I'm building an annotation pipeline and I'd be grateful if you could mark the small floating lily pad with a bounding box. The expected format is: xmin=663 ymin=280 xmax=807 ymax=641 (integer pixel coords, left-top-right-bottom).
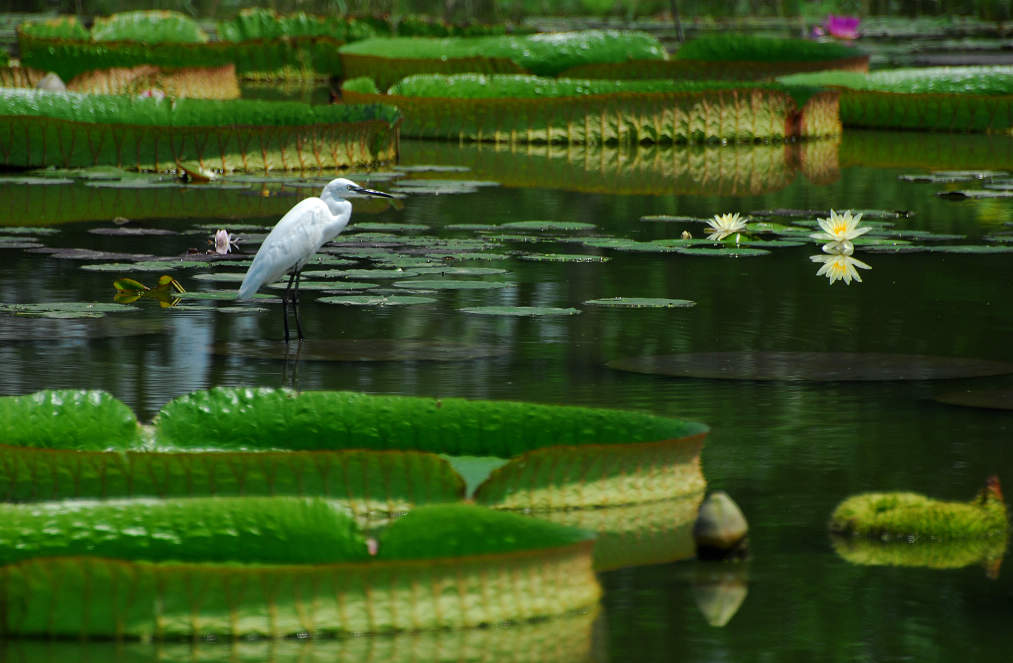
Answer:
xmin=582 ymin=238 xmax=680 ymax=253
xmin=0 ymin=177 xmax=75 ymax=186
xmin=267 ymin=281 xmax=378 ymax=291
xmin=934 ymin=388 xmax=1013 ymax=411
xmin=29 ymin=248 xmax=156 ymax=261
xmin=176 ymin=290 xmax=272 ymax=301
xmin=518 ymin=254 xmax=610 ymax=263
xmin=87 ymin=227 xmax=179 ymax=237
xmin=423 ymin=253 xmax=512 ymax=262
xmin=393 ymin=279 xmax=511 ymax=290
xmin=499 ymin=221 xmax=596 ymax=232
xmin=0 ymin=239 xmax=44 ymax=249
xmin=211 ymin=339 xmax=508 ymax=361
xmin=410 ymin=266 xmax=508 ymax=276
xmin=674 ymin=247 xmax=771 ymax=257
xmin=318 ymin=295 xmax=437 ymax=306
xmin=446 ymin=224 xmax=499 ymax=231
xmin=930 ymin=244 xmax=1013 ymax=254
xmin=607 ymin=352 xmax=1013 ymax=381
xmin=585 ymin=298 xmax=696 ymax=309
xmin=395 ymin=165 xmax=470 ymax=173
xmin=352 ymin=223 xmax=429 ymax=232
xmin=301 ymin=268 xmax=420 ymax=279
xmin=85 ymin=180 xmax=182 ymax=189
xmin=459 ymin=306 xmax=581 ymax=317
xmin=640 ymin=215 xmax=706 ymax=223
xmin=0 ymin=301 xmax=138 ymax=319
xmin=82 ymin=260 xmax=211 ymax=272
xmin=0 ymin=227 xmax=59 ymax=235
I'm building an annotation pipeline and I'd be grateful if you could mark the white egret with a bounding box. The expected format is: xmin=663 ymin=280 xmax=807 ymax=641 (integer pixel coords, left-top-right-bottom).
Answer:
xmin=237 ymin=177 xmax=393 ymax=341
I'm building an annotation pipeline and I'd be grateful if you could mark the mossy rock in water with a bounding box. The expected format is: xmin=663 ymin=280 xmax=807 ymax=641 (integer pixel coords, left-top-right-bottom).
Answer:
xmin=0 ymin=499 xmax=599 ymax=639
xmin=829 ymin=478 xmax=1008 ymax=541
xmin=0 ymin=387 xmax=707 ymax=515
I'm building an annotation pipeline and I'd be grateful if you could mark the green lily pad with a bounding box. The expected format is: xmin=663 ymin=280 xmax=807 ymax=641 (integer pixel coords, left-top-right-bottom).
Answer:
xmin=301 ymin=268 xmax=420 ymax=279
xmin=423 ymin=253 xmax=512 ymax=262
xmin=88 ymin=227 xmax=179 ymax=237
xmin=640 ymin=215 xmax=707 ymax=223
xmin=0 ymin=302 xmax=138 ymax=319
xmin=0 ymin=239 xmax=44 ymax=249
xmin=189 ymin=272 xmax=247 ymax=282
xmin=751 ymin=209 xmax=913 ymax=220
xmin=930 ymin=245 xmax=1013 ymax=254
xmin=446 ymin=224 xmax=499 ymax=231
xmin=395 ymin=165 xmax=470 ymax=173
xmin=607 ymin=352 xmax=1013 ymax=381
xmin=267 ymin=281 xmax=379 ymax=291
xmin=176 ymin=290 xmax=272 ymax=301
xmin=0 ymin=227 xmax=59 ymax=235
xmin=32 ymin=248 xmax=156 ymax=261
xmin=410 ymin=266 xmax=508 ymax=276
xmin=211 ymin=339 xmax=508 ymax=362
xmin=85 ymin=180 xmax=183 ymax=190
xmin=518 ymin=253 xmax=610 ymax=263
xmin=984 ymin=233 xmax=1013 ymax=243
xmin=499 ymin=221 xmax=596 ymax=232
xmin=937 ymin=190 xmax=1013 ymax=200
xmin=351 ymin=223 xmax=430 ymax=232
xmin=582 ymin=238 xmax=681 ymax=253
xmin=390 ymin=183 xmax=481 ymax=196
xmin=318 ymin=295 xmax=438 ymax=306
xmin=673 ymin=247 xmax=772 ymax=257
xmin=459 ymin=306 xmax=581 ymax=317
xmin=81 ymin=260 xmax=211 ymax=272
xmin=584 ymin=298 xmax=696 ymax=309
xmin=934 ymin=387 xmax=1013 ymax=411
xmin=0 ymin=177 xmax=75 ymax=186
xmin=392 ymin=279 xmax=511 ymax=290
xmin=480 ymin=234 xmax=548 ymax=243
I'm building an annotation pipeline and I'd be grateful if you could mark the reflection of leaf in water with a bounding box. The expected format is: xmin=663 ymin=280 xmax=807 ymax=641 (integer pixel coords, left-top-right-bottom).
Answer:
xmin=607 ymin=352 xmax=1013 ymax=381
xmin=934 ymin=387 xmax=1013 ymax=411
xmin=211 ymin=339 xmax=508 ymax=362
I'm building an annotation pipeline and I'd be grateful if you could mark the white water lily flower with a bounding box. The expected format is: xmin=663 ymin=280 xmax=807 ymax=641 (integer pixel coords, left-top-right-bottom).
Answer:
xmin=214 ymin=229 xmax=240 ymax=255
xmin=706 ymin=212 xmax=748 ymax=244
xmin=810 ymin=252 xmax=871 ymax=285
xmin=811 ymin=209 xmax=870 ymax=255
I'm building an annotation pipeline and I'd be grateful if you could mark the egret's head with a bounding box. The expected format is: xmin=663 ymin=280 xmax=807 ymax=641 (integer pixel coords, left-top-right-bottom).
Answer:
xmin=322 ymin=177 xmax=393 ymax=200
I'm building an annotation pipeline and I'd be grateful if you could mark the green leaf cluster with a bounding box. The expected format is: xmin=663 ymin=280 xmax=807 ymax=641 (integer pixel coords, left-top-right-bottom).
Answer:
xmin=378 ymin=504 xmax=591 ymax=560
xmin=0 ymin=497 xmax=369 ymax=565
xmin=343 ymin=76 xmax=381 ymax=95
xmin=218 ymin=8 xmax=377 ymax=42
xmin=16 ymin=15 xmax=89 ymax=40
xmin=90 ymin=10 xmax=208 ymax=44
xmin=0 ymin=89 xmax=400 ymax=128
xmin=340 ymin=30 xmax=667 ymax=77
xmin=830 ymin=488 xmax=1008 ymax=540
xmin=677 ymin=33 xmax=861 ymax=63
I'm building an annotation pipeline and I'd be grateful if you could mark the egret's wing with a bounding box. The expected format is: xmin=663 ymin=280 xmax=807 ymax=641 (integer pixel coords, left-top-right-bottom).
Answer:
xmin=237 ymin=198 xmax=326 ymax=300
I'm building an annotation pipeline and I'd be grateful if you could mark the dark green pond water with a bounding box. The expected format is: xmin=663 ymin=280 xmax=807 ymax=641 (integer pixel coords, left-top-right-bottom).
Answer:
xmin=1 ymin=130 xmax=1011 ymax=661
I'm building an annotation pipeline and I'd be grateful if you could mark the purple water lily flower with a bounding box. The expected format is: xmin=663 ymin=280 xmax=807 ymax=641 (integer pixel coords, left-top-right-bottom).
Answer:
xmin=824 ymin=14 xmax=860 ymax=40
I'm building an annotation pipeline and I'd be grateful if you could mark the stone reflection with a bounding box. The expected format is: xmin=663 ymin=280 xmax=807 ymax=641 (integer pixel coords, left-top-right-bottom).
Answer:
xmin=691 ymin=564 xmax=749 ymax=627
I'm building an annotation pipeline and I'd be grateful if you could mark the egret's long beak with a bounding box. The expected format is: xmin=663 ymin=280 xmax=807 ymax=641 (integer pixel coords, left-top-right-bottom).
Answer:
xmin=350 ymin=184 xmax=394 ymax=198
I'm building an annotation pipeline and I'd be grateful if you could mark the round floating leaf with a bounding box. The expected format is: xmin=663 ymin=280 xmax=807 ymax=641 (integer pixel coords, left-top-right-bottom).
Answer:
xmin=352 ymin=223 xmax=430 ymax=232
xmin=190 ymin=272 xmax=248 ymax=282
xmin=0 ymin=389 xmax=139 ymax=449
xmin=499 ymin=221 xmax=596 ymax=232
xmin=0 ymin=239 xmax=44 ymax=249
xmin=607 ymin=352 xmax=1013 ymax=381
xmin=0 ymin=302 xmax=138 ymax=318
xmin=582 ymin=238 xmax=680 ymax=253
xmin=459 ymin=306 xmax=581 ymax=316
xmin=934 ymin=388 xmax=1013 ymax=411
xmin=983 ymin=233 xmax=1013 ymax=244
xmin=191 ymin=223 xmax=268 ymax=232
xmin=0 ymin=227 xmax=59 ymax=235
xmin=446 ymin=224 xmax=499 ymax=231
xmin=85 ymin=180 xmax=183 ymax=189
xmin=481 ymin=234 xmax=548 ymax=244
xmin=31 ymin=248 xmax=156 ymax=261
xmin=81 ymin=260 xmax=211 ymax=272
xmin=88 ymin=227 xmax=179 ymax=237
xmin=268 ymin=281 xmax=378 ymax=291
xmin=585 ymin=298 xmax=696 ymax=309
xmin=410 ymin=266 xmax=508 ymax=276
xmin=210 ymin=340 xmax=508 ymax=363
xmin=0 ymin=177 xmax=74 ymax=186
xmin=673 ymin=247 xmax=771 ymax=257
xmin=518 ymin=253 xmax=610 ymax=263
xmin=393 ymin=279 xmax=511 ymax=290
xmin=395 ymin=164 xmax=470 ymax=173
xmin=930 ymin=245 xmax=1013 ymax=254
xmin=640 ymin=215 xmax=706 ymax=223
xmin=318 ymin=295 xmax=437 ymax=306
xmin=423 ymin=253 xmax=512 ymax=262
xmin=390 ymin=183 xmax=480 ymax=196
xmin=301 ymin=268 xmax=419 ymax=279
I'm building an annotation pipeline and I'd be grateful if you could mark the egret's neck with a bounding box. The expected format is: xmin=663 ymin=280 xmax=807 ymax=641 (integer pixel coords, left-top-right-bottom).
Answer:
xmin=321 ymin=190 xmax=350 ymax=217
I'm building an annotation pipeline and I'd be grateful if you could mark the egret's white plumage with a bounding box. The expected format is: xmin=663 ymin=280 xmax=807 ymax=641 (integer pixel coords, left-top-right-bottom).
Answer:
xmin=237 ymin=177 xmax=392 ymax=340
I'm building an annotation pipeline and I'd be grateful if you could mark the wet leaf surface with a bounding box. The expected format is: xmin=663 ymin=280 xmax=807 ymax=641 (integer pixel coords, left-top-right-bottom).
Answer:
xmin=318 ymin=295 xmax=438 ymax=306
xmin=607 ymin=352 xmax=1013 ymax=381
xmin=518 ymin=253 xmax=610 ymax=263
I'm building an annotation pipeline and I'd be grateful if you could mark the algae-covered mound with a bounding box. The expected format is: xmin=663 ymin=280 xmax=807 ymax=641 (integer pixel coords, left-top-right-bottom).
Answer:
xmin=829 ymin=477 xmax=1008 ymax=541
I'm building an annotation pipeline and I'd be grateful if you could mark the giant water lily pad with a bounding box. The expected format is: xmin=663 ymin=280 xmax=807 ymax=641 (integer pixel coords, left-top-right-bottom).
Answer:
xmin=607 ymin=352 xmax=1013 ymax=381
xmin=585 ymin=298 xmax=696 ymax=309
xmin=460 ymin=306 xmax=581 ymax=317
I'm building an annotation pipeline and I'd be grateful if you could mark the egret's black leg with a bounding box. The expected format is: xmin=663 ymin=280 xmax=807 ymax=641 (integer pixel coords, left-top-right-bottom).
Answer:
xmin=282 ymin=271 xmax=298 ymax=342
xmin=293 ymin=270 xmax=304 ymax=340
